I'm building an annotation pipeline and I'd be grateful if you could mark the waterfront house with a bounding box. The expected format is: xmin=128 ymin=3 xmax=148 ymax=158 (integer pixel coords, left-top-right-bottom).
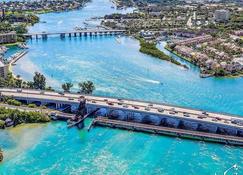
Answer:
xmin=232 ymin=57 xmax=243 ymax=71
xmin=173 ymin=35 xmax=213 ymax=46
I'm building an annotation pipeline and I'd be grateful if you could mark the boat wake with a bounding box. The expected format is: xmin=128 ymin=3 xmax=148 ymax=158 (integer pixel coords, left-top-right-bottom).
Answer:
xmin=136 ymin=77 xmax=162 ymax=85
xmin=57 ymin=20 xmax=63 ymax=25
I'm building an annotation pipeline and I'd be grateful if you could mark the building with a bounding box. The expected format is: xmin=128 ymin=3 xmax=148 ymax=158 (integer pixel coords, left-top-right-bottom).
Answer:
xmin=173 ymin=35 xmax=213 ymax=46
xmin=139 ymin=30 xmax=155 ymax=40
xmin=0 ymin=60 xmax=8 ymax=78
xmin=0 ymin=32 xmax=17 ymax=44
xmin=0 ymin=9 xmax=5 ymax=20
xmin=214 ymin=9 xmax=230 ymax=22
xmin=233 ymin=30 xmax=243 ymax=37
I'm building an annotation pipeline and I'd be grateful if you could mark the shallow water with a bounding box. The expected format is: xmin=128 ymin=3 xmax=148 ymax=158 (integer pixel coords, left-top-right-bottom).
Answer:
xmin=1 ymin=0 xmax=243 ymax=174
xmin=0 ymin=121 xmax=242 ymax=175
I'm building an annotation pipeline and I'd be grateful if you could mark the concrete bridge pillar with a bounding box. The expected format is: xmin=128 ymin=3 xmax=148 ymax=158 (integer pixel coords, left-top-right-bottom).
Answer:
xmin=89 ymin=32 xmax=92 ymax=36
xmin=74 ymin=33 xmax=77 ymax=37
xmin=69 ymin=33 xmax=72 ymax=37
xmin=79 ymin=33 xmax=82 ymax=37
xmin=42 ymin=34 xmax=48 ymax=40
xmin=84 ymin=32 xmax=87 ymax=37
xmin=60 ymin=33 xmax=65 ymax=38
xmin=36 ymin=35 xmax=38 ymax=40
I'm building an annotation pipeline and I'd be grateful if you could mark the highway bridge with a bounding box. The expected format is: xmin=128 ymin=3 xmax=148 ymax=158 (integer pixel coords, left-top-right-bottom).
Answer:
xmin=0 ymin=88 xmax=243 ymax=145
xmin=21 ymin=29 xmax=126 ymax=39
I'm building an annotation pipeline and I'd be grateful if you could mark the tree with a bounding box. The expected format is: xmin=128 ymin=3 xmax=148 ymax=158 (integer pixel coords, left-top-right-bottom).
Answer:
xmin=62 ymin=82 xmax=73 ymax=92
xmin=33 ymin=72 xmax=46 ymax=90
xmin=78 ymin=81 xmax=95 ymax=94
xmin=15 ymin=79 xmax=22 ymax=88
xmin=27 ymin=81 xmax=34 ymax=89
xmin=0 ymin=77 xmax=6 ymax=87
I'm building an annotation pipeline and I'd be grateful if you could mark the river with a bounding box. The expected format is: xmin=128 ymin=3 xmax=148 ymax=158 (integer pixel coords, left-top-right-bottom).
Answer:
xmin=0 ymin=0 xmax=243 ymax=174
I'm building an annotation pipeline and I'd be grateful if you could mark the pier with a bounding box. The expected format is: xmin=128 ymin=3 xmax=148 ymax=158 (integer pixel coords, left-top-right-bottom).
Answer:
xmin=93 ymin=117 xmax=243 ymax=146
xmin=21 ymin=29 xmax=126 ymax=40
xmin=8 ymin=51 xmax=28 ymax=65
xmin=0 ymin=88 xmax=242 ymax=145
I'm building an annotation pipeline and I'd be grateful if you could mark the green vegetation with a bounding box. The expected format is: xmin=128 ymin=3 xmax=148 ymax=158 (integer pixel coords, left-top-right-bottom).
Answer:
xmin=214 ymin=68 xmax=228 ymax=77
xmin=138 ymin=38 xmax=186 ymax=67
xmin=0 ymin=13 xmax=39 ymax=42
xmin=0 ymin=120 xmax=4 ymax=129
xmin=78 ymin=81 xmax=95 ymax=94
xmin=27 ymin=104 xmax=37 ymax=108
xmin=6 ymin=99 xmax=21 ymax=106
xmin=0 ymin=72 xmax=49 ymax=90
xmin=62 ymin=82 xmax=73 ymax=92
xmin=32 ymin=72 xmax=46 ymax=90
xmin=0 ymin=107 xmax=50 ymax=128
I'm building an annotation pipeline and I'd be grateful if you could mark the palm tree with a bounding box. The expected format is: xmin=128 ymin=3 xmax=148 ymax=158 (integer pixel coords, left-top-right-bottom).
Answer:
xmin=33 ymin=72 xmax=46 ymax=90
xmin=78 ymin=81 xmax=95 ymax=94
xmin=61 ymin=82 xmax=73 ymax=92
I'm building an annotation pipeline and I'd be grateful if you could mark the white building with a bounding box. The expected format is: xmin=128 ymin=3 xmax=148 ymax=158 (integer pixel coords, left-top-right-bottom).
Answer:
xmin=214 ymin=9 xmax=230 ymax=22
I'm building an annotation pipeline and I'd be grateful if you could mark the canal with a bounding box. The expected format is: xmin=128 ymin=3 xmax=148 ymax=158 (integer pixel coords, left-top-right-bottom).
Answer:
xmin=0 ymin=0 xmax=243 ymax=174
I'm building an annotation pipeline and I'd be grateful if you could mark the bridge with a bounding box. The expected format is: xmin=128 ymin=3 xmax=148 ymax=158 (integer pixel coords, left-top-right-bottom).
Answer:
xmin=0 ymin=88 xmax=243 ymax=145
xmin=21 ymin=29 xmax=126 ymax=39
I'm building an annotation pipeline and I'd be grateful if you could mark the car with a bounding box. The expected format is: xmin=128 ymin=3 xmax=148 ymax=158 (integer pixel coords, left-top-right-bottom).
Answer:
xmin=17 ymin=89 xmax=22 ymax=92
xmin=107 ymin=102 xmax=114 ymax=105
xmin=158 ymin=108 xmax=164 ymax=113
xmin=68 ymin=98 xmax=74 ymax=100
xmin=133 ymin=105 xmax=139 ymax=109
xmin=183 ymin=113 xmax=190 ymax=117
xmin=40 ymin=91 xmax=45 ymax=95
xmin=144 ymin=107 xmax=150 ymax=111
xmin=58 ymin=92 xmax=65 ymax=95
xmin=202 ymin=111 xmax=209 ymax=116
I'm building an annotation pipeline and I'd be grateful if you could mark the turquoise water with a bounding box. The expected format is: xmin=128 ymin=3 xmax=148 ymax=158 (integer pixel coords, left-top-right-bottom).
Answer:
xmin=1 ymin=0 xmax=243 ymax=174
xmin=0 ymin=121 xmax=242 ymax=175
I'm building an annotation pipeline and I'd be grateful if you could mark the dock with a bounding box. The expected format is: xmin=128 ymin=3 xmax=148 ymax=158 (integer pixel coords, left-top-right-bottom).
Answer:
xmin=93 ymin=117 xmax=243 ymax=146
xmin=8 ymin=50 xmax=28 ymax=65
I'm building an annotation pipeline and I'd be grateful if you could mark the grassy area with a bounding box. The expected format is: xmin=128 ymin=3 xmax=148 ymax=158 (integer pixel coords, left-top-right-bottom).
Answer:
xmin=0 ymin=107 xmax=50 ymax=129
xmin=0 ymin=42 xmax=23 ymax=47
xmin=137 ymin=38 xmax=187 ymax=68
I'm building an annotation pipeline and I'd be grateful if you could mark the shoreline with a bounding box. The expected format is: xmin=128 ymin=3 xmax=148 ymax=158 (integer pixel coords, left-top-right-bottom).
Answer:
xmin=164 ymin=45 xmax=243 ymax=79
xmin=136 ymin=37 xmax=188 ymax=69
